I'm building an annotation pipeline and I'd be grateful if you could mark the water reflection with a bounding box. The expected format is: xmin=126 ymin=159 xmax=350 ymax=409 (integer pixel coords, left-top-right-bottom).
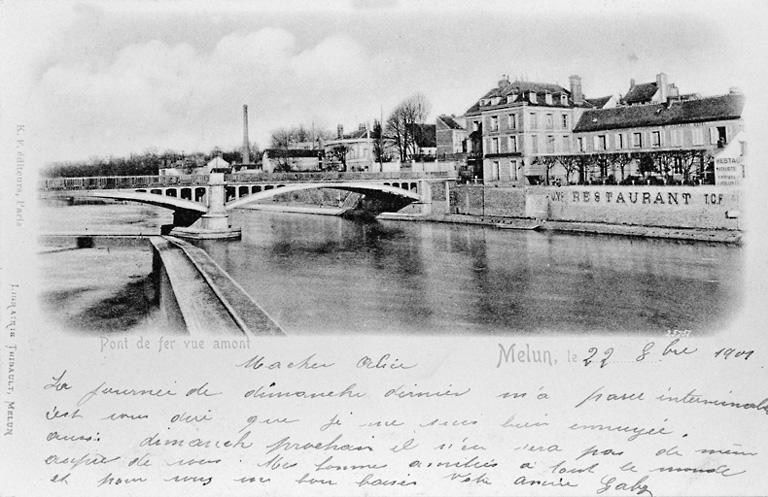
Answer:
xmin=195 ymin=210 xmax=742 ymax=335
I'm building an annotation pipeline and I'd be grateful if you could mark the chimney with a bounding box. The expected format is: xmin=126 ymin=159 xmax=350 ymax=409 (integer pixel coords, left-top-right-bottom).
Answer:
xmin=630 ymin=78 xmax=635 ymax=88
xmin=656 ymin=72 xmax=669 ymax=102
xmin=569 ymin=75 xmax=583 ymax=105
xmin=337 ymin=124 xmax=344 ymax=139
xmin=242 ymin=105 xmax=250 ymax=164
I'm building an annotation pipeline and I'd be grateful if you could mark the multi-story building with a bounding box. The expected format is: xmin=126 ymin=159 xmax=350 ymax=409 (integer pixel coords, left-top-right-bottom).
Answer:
xmin=463 ymin=74 xmax=611 ymax=186
xmin=572 ymin=85 xmax=745 ymax=184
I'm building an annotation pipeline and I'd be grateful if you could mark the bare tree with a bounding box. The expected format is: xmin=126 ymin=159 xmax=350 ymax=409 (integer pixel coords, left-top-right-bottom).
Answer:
xmin=330 ymin=144 xmax=349 ymax=171
xmin=611 ymin=153 xmax=633 ymax=182
xmin=386 ymin=93 xmax=431 ymax=162
xmin=537 ymin=156 xmax=560 ymax=185
xmin=557 ymin=155 xmax=581 ymax=184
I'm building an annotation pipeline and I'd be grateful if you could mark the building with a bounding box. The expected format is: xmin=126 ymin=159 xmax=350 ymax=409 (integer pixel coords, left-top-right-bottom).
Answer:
xmin=436 ymin=115 xmax=467 ymax=157
xmin=571 ymin=88 xmax=745 ymax=184
xmin=322 ymin=124 xmax=376 ymax=172
xmin=196 ymin=156 xmax=231 ymax=175
xmin=621 ymin=72 xmax=687 ymax=106
xmin=463 ymin=74 xmax=607 ymax=186
xmin=261 ymin=148 xmax=323 ymax=173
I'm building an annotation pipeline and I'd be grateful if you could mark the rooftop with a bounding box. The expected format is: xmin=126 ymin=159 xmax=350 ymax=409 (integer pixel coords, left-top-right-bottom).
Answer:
xmin=585 ymin=96 xmax=612 ymax=109
xmin=437 ymin=115 xmax=465 ymax=130
xmin=573 ymin=93 xmax=745 ymax=133
xmin=623 ymin=82 xmax=658 ymax=105
xmin=264 ymin=148 xmax=323 ymax=158
xmin=465 ymin=79 xmax=588 ymax=115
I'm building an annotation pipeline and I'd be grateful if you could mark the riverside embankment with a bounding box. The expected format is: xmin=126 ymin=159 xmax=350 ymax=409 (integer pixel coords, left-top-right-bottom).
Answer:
xmin=265 ymin=183 xmax=744 ymax=244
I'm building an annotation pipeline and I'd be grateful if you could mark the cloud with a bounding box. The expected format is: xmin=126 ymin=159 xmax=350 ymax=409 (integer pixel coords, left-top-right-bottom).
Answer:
xmin=33 ymin=27 xmax=394 ymax=162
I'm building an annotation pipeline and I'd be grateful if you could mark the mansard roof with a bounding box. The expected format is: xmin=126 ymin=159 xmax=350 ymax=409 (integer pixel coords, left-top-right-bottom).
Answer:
xmin=465 ymin=80 xmax=579 ymax=115
xmin=573 ymin=94 xmax=745 ymax=133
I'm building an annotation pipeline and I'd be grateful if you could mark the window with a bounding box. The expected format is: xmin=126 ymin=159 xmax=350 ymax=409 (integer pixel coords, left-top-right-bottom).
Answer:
xmin=492 ymin=161 xmax=500 ymax=181
xmin=596 ymin=135 xmax=607 ymax=151
xmin=692 ymin=127 xmax=704 ymax=145
xmin=562 ymin=135 xmax=570 ymax=153
xmin=529 ymin=113 xmax=538 ymax=129
xmin=545 ymin=93 xmax=553 ymax=105
xmin=711 ymin=126 xmax=727 ymax=146
xmin=577 ymin=137 xmax=585 ymax=152
xmin=508 ymin=136 xmax=517 ymax=152
xmin=491 ymin=137 xmax=499 ymax=153
xmin=490 ymin=115 xmax=499 ymax=131
xmin=508 ymin=113 xmax=517 ymax=129
xmin=545 ymin=113 xmax=554 ymax=129
xmin=632 ymin=132 xmax=642 ymax=148
xmin=561 ymin=114 xmax=569 ymax=129
xmin=529 ymin=91 xmax=538 ymax=104
xmin=531 ymin=135 xmax=539 ymax=154
xmin=615 ymin=133 xmax=624 ymax=149
xmin=547 ymin=135 xmax=555 ymax=153
xmin=511 ymin=160 xmax=518 ymax=180
xmin=560 ymin=94 xmax=568 ymax=105
xmin=652 ymin=131 xmax=661 ymax=147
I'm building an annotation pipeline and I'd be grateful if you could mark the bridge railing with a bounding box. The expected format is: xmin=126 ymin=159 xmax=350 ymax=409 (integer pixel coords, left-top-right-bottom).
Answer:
xmin=41 ymin=175 xmax=211 ymax=191
xmin=40 ymin=170 xmax=456 ymax=191
xmin=226 ymin=171 xmax=455 ymax=183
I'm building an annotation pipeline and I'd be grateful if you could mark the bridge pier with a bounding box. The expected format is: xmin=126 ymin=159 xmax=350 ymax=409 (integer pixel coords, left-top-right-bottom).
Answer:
xmin=170 ymin=173 xmax=241 ymax=240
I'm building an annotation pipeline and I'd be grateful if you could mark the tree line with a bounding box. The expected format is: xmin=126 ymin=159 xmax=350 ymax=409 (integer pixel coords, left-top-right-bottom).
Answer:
xmin=43 ymin=146 xmax=260 ymax=178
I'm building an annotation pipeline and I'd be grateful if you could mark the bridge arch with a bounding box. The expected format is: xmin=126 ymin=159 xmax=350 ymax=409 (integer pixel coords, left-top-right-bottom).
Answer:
xmin=55 ymin=190 xmax=208 ymax=227
xmin=224 ymin=182 xmax=422 ymax=211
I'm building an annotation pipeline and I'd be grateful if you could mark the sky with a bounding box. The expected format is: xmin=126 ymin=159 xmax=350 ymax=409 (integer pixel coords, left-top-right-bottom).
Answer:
xmin=2 ymin=0 xmax=761 ymax=164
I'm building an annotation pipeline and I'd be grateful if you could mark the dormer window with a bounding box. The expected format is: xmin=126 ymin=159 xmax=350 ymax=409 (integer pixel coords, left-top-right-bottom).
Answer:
xmin=506 ymin=94 xmax=518 ymax=104
xmin=491 ymin=97 xmax=501 ymax=105
xmin=560 ymin=94 xmax=568 ymax=105
xmin=545 ymin=92 xmax=553 ymax=105
xmin=529 ymin=91 xmax=538 ymax=104
xmin=480 ymin=98 xmax=490 ymax=106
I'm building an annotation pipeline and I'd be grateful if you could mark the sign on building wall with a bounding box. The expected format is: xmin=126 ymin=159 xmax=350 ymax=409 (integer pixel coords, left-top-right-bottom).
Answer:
xmin=714 ymin=131 xmax=746 ymax=186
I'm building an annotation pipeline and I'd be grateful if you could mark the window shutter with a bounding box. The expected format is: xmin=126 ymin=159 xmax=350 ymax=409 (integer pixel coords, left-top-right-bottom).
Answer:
xmin=710 ymin=127 xmax=719 ymax=144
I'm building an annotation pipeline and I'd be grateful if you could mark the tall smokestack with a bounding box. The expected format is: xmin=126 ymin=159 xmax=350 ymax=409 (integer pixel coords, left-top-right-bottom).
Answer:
xmin=242 ymin=104 xmax=250 ymax=165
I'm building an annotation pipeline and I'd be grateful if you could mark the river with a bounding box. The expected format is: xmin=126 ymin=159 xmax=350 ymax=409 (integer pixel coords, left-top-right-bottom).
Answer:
xmin=39 ymin=202 xmax=743 ymax=335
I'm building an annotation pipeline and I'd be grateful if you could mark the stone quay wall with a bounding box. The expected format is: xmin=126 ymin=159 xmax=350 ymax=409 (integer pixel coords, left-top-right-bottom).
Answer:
xmin=447 ymin=185 xmax=742 ymax=230
xmin=450 ymin=186 xmax=527 ymax=217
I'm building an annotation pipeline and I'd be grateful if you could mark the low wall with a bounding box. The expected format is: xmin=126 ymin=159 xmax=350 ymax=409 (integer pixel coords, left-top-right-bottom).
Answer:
xmin=449 ymin=185 xmax=526 ymax=217
xmin=537 ymin=186 xmax=741 ymax=230
xmin=445 ymin=185 xmax=742 ymax=230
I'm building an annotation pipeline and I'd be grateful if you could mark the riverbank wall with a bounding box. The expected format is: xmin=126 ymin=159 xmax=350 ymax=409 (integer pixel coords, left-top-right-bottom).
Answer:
xmin=398 ymin=184 xmax=743 ymax=244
